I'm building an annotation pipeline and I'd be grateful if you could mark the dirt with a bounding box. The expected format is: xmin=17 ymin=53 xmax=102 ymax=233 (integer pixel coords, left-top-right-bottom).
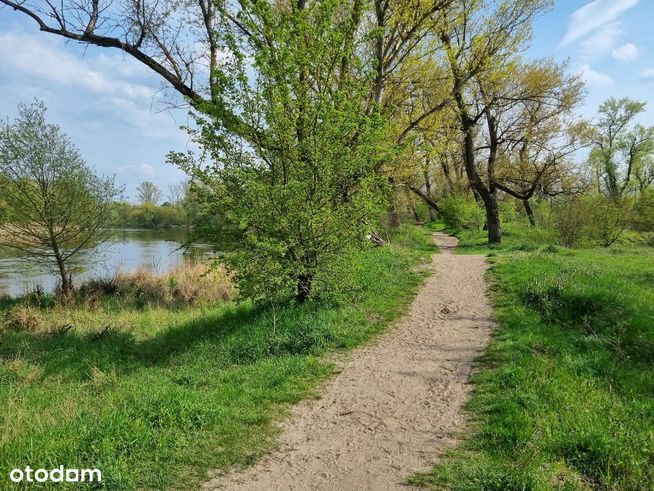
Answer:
xmin=204 ymin=232 xmax=493 ymax=490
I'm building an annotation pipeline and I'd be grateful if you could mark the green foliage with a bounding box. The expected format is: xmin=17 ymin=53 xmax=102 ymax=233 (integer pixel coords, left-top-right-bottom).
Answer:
xmin=136 ymin=181 xmax=162 ymax=205
xmin=584 ymin=195 xmax=630 ymax=247
xmin=413 ymin=245 xmax=654 ymax=490
xmin=439 ymin=196 xmax=486 ymax=230
xmin=632 ymin=189 xmax=654 ymax=231
xmin=0 ymin=101 xmax=122 ymax=294
xmin=172 ymin=1 xmax=396 ymax=303
xmin=549 ymin=196 xmax=589 ymax=247
xmin=589 ymin=97 xmax=654 ymax=198
xmin=549 ymin=194 xmax=629 ymax=248
xmin=111 ymin=202 xmax=189 ymax=228
xmin=0 ymin=225 xmax=434 ymax=489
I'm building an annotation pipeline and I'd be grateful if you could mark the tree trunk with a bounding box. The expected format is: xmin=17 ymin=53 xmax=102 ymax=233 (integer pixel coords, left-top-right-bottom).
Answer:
xmin=523 ymin=199 xmax=536 ymax=227
xmin=296 ymin=274 xmax=312 ymax=304
xmin=484 ymin=194 xmax=502 ymax=244
xmin=55 ymin=254 xmax=73 ymax=298
xmin=423 ymin=166 xmax=437 ymax=222
xmin=388 ymin=203 xmax=401 ymax=228
xmin=412 ymin=206 xmax=421 ymax=223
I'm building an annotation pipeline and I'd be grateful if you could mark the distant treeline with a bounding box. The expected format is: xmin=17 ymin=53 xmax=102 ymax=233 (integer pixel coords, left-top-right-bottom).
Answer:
xmin=110 ymin=201 xmax=198 ymax=229
xmin=111 ymin=181 xmax=200 ymax=229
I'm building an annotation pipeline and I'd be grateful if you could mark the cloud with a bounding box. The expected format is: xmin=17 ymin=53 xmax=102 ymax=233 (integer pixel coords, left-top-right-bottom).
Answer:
xmin=581 ymin=22 xmax=623 ymax=58
xmin=612 ymin=43 xmax=644 ymax=61
xmin=560 ymin=0 xmax=638 ymax=47
xmin=641 ymin=69 xmax=654 ymax=81
xmin=579 ymin=65 xmax=614 ymax=88
xmin=0 ymin=31 xmax=155 ymax=101
xmin=116 ymin=163 xmax=156 ymax=176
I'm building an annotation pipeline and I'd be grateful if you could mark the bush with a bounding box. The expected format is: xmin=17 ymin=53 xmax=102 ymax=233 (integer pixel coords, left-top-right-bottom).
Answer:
xmin=549 ymin=196 xmax=589 ymax=248
xmin=584 ymin=195 xmax=629 ymax=247
xmin=633 ymin=190 xmax=654 ymax=232
xmin=550 ymin=194 xmax=629 ymax=248
xmin=440 ymin=196 xmax=485 ymax=230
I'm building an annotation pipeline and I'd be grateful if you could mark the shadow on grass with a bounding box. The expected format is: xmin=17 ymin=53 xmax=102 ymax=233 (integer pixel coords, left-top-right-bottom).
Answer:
xmin=0 ymin=302 xmax=287 ymax=381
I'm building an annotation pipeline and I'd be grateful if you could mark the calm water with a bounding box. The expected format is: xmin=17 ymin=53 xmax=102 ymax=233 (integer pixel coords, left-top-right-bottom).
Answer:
xmin=0 ymin=229 xmax=212 ymax=297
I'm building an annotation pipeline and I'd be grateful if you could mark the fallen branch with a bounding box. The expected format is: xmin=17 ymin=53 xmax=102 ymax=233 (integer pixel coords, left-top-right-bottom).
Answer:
xmin=368 ymin=230 xmax=386 ymax=247
xmin=90 ymin=325 xmax=111 ymax=341
xmin=46 ymin=323 xmax=74 ymax=336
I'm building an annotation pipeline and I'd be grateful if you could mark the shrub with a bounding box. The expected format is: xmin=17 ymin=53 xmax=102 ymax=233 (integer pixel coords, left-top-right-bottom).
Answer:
xmin=440 ymin=196 xmax=486 ymax=230
xmin=584 ymin=195 xmax=629 ymax=247
xmin=549 ymin=196 xmax=589 ymax=248
xmin=632 ymin=190 xmax=654 ymax=232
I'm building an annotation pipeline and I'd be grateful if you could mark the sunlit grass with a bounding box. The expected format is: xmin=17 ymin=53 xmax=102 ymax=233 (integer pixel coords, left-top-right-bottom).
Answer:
xmin=0 ymin=225 xmax=437 ymax=490
xmin=413 ymin=224 xmax=654 ymax=490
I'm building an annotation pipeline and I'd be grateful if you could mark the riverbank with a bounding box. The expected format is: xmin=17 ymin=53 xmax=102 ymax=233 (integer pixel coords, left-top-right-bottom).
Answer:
xmin=0 ymin=225 xmax=436 ymax=489
xmin=0 ymin=228 xmax=209 ymax=298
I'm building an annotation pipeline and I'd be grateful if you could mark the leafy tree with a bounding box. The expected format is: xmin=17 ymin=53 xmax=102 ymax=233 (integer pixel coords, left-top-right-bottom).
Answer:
xmin=480 ymin=60 xmax=587 ymax=227
xmin=136 ymin=181 xmax=162 ymax=205
xmin=170 ymin=0 xmax=402 ymax=303
xmin=589 ymin=97 xmax=654 ymax=198
xmin=0 ymin=102 xmax=122 ymax=297
xmin=438 ymin=0 xmax=557 ymax=243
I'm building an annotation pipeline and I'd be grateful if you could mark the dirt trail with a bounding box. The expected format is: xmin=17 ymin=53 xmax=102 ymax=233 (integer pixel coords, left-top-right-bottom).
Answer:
xmin=204 ymin=233 xmax=493 ymax=490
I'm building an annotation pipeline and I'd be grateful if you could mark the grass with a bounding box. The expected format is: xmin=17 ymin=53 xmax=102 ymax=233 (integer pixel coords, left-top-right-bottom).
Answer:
xmin=413 ymin=223 xmax=654 ymax=490
xmin=0 ymin=225 xmax=437 ymax=490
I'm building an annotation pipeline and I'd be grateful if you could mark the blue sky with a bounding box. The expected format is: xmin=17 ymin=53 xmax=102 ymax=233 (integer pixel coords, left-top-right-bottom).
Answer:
xmin=1 ymin=0 xmax=653 ymax=200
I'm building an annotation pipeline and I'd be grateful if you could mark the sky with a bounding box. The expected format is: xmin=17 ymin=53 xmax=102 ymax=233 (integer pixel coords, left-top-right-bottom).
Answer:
xmin=1 ymin=0 xmax=653 ymax=201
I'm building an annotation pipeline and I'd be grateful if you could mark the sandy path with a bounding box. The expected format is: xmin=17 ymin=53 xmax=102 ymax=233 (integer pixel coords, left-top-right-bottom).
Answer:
xmin=204 ymin=232 xmax=493 ymax=490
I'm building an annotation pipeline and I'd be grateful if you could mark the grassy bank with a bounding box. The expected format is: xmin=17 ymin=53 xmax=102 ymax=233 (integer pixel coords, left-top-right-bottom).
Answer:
xmin=0 ymin=225 xmax=436 ymax=490
xmin=414 ymin=224 xmax=654 ymax=490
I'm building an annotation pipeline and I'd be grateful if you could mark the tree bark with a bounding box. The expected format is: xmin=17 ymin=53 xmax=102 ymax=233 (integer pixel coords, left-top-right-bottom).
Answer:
xmin=423 ymin=166 xmax=437 ymax=221
xmin=53 ymin=245 xmax=72 ymax=297
xmin=484 ymin=194 xmax=502 ymax=244
xmin=296 ymin=273 xmax=312 ymax=303
xmin=523 ymin=199 xmax=536 ymax=227
xmin=412 ymin=206 xmax=421 ymax=223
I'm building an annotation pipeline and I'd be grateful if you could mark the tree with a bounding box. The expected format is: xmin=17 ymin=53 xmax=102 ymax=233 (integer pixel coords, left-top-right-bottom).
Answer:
xmin=480 ymin=60 xmax=586 ymax=227
xmin=437 ymin=0 xmax=555 ymax=243
xmin=136 ymin=181 xmax=162 ymax=205
xmin=170 ymin=0 xmax=401 ymax=303
xmin=0 ymin=102 xmax=122 ymax=297
xmin=589 ymin=97 xmax=654 ymax=198
xmin=167 ymin=183 xmax=185 ymax=207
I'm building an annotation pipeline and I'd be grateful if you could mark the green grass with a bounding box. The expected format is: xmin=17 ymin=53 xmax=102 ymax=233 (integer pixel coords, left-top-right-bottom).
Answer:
xmin=0 ymin=225 xmax=437 ymax=490
xmin=413 ymin=224 xmax=654 ymax=490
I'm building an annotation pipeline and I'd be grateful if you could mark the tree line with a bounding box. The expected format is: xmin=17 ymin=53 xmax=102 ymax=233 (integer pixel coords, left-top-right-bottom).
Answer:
xmin=1 ymin=0 xmax=653 ymax=303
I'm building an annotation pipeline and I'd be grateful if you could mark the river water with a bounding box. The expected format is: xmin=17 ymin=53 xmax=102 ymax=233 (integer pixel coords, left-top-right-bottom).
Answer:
xmin=0 ymin=229 xmax=212 ymax=297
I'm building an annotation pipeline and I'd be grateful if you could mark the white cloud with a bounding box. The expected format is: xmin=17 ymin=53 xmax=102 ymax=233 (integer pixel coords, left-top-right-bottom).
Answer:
xmin=612 ymin=43 xmax=644 ymax=61
xmin=581 ymin=22 xmax=623 ymax=58
xmin=116 ymin=163 xmax=156 ymax=176
xmin=641 ymin=69 xmax=654 ymax=81
xmin=579 ymin=64 xmax=614 ymax=88
xmin=560 ymin=0 xmax=638 ymax=47
xmin=0 ymin=32 xmax=155 ymax=101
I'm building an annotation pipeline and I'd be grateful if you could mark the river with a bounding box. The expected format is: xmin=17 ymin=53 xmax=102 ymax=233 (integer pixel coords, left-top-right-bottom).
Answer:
xmin=0 ymin=229 xmax=212 ymax=297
